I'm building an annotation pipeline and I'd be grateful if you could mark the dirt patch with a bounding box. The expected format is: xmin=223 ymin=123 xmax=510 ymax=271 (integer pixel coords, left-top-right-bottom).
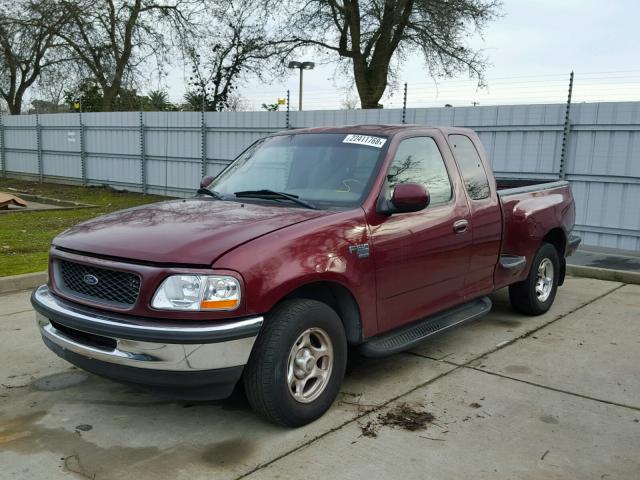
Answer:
xmin=0 ymin=190 xmax=95 ymax=214
xmin=0 ymin=411 xmax=160 ymax=478
xmin=359 ymin=421 xmax=379 ymax=438
xmin=201 ymin=438 xmax=257 ymax=467
xmin=539 ymin=414 xmax=559 ymax=424
xmin=31 ymin=371 xmax=89 ymax=391
xmin=378 ymin=403 xmax=435 ymax=431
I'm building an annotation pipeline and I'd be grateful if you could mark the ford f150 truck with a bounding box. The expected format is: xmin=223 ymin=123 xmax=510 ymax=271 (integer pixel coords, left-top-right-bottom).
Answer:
xmin=32 ymin=125 xmax=580 ymax=427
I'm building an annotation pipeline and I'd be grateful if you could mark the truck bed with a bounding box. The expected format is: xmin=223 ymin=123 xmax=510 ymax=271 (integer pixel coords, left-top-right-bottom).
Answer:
xmin=496 ymin=178 xmax=568 ymax=195
xmin=494 ymin=179 xmax=576 ymax=289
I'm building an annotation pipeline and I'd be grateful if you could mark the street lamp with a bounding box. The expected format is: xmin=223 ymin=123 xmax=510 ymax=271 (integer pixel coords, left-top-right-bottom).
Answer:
xmin=288 ymin=61 xmax=315 ymax=111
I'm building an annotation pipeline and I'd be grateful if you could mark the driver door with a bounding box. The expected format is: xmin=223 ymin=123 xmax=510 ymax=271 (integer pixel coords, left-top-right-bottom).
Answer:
xmin=370 ymin=136 xmax=472 ymax=333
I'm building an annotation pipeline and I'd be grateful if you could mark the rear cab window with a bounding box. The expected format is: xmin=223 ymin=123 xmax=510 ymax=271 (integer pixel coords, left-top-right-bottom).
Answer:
xmin=449 ymin=134 xmax=491 ymax=200
xmin=386 ymin=137 xmax=452 ymax=206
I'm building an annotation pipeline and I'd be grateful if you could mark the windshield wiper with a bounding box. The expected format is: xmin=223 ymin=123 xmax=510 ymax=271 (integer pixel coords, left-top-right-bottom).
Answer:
xmin=197 ymin=187 xmax=224 ymax=200
xmin=234 ymin=189 xmax=317 ymax=210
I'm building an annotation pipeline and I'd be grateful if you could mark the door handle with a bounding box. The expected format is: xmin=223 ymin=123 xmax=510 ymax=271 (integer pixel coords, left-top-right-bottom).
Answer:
xmin=453 ymin=219 xmax=469 ymax=233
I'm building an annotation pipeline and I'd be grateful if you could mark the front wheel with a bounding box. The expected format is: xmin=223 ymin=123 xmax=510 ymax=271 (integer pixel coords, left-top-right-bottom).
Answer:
xmin=243 ymin=299 xmax=347 ymax=427
xmin=509 ymin=242 xmax=560 ymax=316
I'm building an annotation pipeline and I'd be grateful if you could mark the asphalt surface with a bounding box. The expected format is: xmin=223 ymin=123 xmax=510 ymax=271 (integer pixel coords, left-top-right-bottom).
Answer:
xmin=1 ymin=277 xmax=638 ymax=479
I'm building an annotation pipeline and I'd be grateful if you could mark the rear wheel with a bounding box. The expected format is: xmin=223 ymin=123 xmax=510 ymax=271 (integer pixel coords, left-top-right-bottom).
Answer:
xmin=509 ymin=242 xmax=560 ymax=316
xmin=243 ymin=299 xmax=347 ymax=427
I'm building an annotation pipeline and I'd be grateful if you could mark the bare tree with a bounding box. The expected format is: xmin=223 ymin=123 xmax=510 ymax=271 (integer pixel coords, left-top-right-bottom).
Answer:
xmin=282 ymin=0 xmax=501 ymax=108
xmin=185 ymin=0 xmax=288 ymax=111
xmin=341 ymin=91 xmax=359 ymax=109
xmin=33 ymin=60 xmax=80 ymax=108
xmin=0 ymin=0 xmax=69 ymax=114
xmin=57 ymin=0 xmax=196 ymax=111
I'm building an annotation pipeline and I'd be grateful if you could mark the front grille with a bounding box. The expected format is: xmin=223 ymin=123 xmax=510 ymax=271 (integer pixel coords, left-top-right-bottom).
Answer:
xmin=57 ymin=260 xmax=141 ymax=306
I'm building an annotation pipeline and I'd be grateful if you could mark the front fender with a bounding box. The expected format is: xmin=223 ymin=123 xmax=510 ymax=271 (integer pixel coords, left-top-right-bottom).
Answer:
xmin=213 ymin=209 xmax=378 ymax=338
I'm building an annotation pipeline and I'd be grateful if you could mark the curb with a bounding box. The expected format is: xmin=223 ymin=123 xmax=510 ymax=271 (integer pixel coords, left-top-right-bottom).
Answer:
xmin=567 ymin=264 xmax=640 ymax=285
xmin=0 ymin=271 xmax=46 ymax=295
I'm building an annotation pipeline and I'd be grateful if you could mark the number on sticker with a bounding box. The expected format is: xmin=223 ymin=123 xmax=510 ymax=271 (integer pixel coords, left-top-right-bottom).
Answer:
xmin=343 ymin=134 xmax=387 ymax=148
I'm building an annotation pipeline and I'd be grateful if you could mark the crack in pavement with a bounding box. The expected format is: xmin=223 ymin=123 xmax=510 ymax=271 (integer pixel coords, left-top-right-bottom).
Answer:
xmin=234 ymin=363 xmax=462 ymax=480
xmin=411 ymin=283 xmax=637 ymax=409
xmin=0 ymin=308 xmax=33 ymax=318
xmin=460 ymin=365 xmax=640 ymax=412
xmin=233 ymin=282 xmax=626 ymax=480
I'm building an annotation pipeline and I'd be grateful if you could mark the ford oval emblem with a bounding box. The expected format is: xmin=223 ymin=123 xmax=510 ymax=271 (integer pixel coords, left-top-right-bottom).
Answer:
xmin=83 ymin=274 xmax=99 ymax=286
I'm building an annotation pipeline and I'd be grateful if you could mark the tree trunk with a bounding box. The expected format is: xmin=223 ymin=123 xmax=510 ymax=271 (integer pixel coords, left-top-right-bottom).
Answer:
xmin=353 ymin=58 xmax=388 ymax=109
xmin=8 ymin=98 xmax=21 ymax=115
xmin=102 ymin=85 xmax=117 ymax=111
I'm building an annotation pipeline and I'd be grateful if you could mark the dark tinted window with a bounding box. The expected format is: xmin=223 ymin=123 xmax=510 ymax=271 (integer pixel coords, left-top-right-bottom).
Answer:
xmin=387 ymin=137 xmax=452 ymax=205
xmin=449 ymin=134 xmax=490 ymax=200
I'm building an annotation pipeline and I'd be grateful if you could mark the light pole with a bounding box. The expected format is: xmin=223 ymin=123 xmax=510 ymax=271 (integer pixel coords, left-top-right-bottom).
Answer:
xmin=287 ymin=61 xmax=314 ymax=111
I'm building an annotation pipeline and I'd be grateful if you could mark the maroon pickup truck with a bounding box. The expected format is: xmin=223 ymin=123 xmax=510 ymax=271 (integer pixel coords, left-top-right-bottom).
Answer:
xmin=32 ymin=125 xmax=580 ymax=426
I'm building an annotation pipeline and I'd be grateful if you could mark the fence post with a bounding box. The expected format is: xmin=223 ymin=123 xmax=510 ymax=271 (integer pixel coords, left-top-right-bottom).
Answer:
xmin=559 ymin=71 xmax=574 ymax=180
xmin=36 ymin=112 xmax=43 ymax=183
xmin=402 ymin=82 xmax=408 ymax=124
xmin=79 ymin=112 xmax=87 ymax=185
xmin=286 ymin=90 xmax=290 ymax=129
xmin=139 ymin=111 xmax=147 ymax=194
xmin=0 ymin=112 xmax=5 ymax=177
xmin=201 ymin=110 xmax=207 ymax=178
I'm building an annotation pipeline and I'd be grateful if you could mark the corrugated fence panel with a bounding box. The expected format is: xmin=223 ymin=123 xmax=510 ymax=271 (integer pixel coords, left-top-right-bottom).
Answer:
xmin=40 ymin=113 xmax=82 ymax=178
xmin=83 ymin=112 xmax=141 ymax=187
xmin=143 ymin=111 xmax=169 ymax=192
xmin=164 ymin=112 xmax=201 ymax=192
xmin=566 ymin=102 xmax=640 ymax=250
xmin=3 ymin=115 xmax=37 ymax=174
xmin=205 ymin=111 xmax=286 ymax=178
xmin=1 ymin=102 xmax=638 ymax=251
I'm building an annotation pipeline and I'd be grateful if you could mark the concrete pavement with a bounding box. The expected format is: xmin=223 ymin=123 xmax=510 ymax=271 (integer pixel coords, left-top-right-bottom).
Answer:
xmin=0 ymin=277 xmax=638 ymax=479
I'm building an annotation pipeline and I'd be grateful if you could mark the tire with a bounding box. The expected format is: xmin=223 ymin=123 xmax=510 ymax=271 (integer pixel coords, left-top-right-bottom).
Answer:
xmin=243 ymin=299 xmax=347 ymax=427
xmin=509 ymin=242 xmax=560 ymax=316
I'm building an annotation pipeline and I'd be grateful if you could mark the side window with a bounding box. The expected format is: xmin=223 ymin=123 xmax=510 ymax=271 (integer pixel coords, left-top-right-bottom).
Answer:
xmin=449 ymin=134 xmax=490 ymax=200
xmin=387 ymin=137 xmax=452 ymax=205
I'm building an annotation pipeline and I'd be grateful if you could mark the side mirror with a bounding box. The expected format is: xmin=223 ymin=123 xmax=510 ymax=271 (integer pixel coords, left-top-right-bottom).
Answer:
xmin=378 ymin=183 xmax=430 ymax=215
xmin=200 ymin=175 xmax=215 ymax=189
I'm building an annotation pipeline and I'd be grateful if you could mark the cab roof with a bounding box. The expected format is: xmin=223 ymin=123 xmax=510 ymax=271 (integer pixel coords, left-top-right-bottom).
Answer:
xmin=271 ymin=124 xmax=471 ymax=137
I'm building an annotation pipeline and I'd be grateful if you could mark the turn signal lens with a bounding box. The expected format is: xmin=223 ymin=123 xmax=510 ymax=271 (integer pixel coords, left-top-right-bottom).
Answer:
xmin=200 ymin=277 xmax=240 ymax=310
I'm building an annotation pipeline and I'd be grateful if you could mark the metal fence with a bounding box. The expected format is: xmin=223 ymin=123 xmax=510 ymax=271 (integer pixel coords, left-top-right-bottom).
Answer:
xmin=1 ymin=102 xmax=639 ymax=251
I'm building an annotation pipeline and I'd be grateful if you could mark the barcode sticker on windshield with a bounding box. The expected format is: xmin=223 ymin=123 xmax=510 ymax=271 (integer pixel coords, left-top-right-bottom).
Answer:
xmin=343 ymin=134 xmax=387 ymax=148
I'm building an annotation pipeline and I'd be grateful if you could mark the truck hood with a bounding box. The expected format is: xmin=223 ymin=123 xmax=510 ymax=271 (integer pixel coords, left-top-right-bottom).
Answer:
xmin=53 ymin=199 xmax=330 ymax=265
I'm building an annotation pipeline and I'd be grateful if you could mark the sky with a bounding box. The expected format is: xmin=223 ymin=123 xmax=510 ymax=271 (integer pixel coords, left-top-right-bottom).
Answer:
xmin=163 ymin=0 xmax=640 ymax=110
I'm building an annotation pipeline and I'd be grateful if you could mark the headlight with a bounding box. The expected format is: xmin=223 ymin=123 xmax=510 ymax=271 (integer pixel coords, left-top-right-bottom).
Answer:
xmin=151 ymin=275 xmax=241 ymax=311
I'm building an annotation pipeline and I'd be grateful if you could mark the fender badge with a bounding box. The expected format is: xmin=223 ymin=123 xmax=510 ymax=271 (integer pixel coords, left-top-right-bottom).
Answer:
xmin=348 ymin=243 xmax=370 ymax=259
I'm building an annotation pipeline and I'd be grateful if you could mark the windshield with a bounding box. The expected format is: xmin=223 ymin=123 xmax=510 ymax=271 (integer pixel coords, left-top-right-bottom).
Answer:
xmin=209 ymin=133 xmax=387 ymax=208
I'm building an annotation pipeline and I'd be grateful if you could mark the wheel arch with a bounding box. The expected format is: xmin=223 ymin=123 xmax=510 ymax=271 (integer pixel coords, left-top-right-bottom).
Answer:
xmin=542 ymin=227 xmax=567 ymax=285
xmin=279 ymin=281 xmax=363 ymax=345
xmin=542 ymin=227 xmax=567 ymax=257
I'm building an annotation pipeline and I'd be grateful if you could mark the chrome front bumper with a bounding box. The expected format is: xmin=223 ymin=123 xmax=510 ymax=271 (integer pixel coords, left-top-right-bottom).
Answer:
xmin=32 ymin=285 xmax=263 ymax=372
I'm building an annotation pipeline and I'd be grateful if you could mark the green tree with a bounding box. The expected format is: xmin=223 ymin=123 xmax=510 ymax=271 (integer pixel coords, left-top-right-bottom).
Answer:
xmin=146 ymin=90 xmax=172 ymax=111
xmin=64 ymin=80 xmax=104 ymax=112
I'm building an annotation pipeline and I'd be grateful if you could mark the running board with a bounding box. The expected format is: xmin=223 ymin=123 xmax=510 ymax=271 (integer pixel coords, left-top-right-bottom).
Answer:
xmin=359 ymin=297 xmax=492 ymax=358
